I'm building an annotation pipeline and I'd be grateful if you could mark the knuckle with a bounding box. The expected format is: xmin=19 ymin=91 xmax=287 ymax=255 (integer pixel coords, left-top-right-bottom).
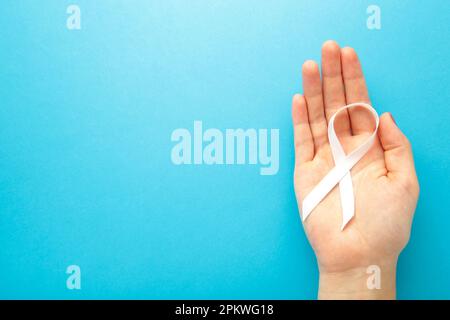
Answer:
xmin=402 ymin=175 xmax=420 ymax=197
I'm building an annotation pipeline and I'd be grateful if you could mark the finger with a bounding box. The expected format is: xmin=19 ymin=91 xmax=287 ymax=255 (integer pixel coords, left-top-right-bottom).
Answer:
xmin=321 ymin=40 xmax=351 ymax=136
xmin=341 ymin=47 xmax=373 ymax=134
xmin=292 ymin=94 xmax=314 ymax=164
xmin=378 ymin=113 xmax=419 ymax=192
xmin=302 ymin=60 xmax=328 ymax=150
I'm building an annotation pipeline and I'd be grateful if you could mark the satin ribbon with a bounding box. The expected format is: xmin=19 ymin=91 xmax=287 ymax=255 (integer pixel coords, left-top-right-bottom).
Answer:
xmin=301 ymin=102 xmax=379 ymax=230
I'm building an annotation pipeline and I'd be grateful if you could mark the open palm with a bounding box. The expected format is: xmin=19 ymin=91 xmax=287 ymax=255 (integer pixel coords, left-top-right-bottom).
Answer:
xmin=292 ymin=41 xmax=419 ymax=274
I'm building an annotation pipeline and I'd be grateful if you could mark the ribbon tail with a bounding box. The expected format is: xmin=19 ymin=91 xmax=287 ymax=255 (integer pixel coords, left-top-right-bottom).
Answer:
xmin=301 ymin=161 xmax=353 ymax=222
xmin=339 ymin=172 xmax=354 ymax=230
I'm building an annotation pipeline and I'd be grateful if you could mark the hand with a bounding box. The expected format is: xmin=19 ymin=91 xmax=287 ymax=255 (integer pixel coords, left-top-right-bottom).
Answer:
xmin=292 ymin=41 xmax=419 ymax=299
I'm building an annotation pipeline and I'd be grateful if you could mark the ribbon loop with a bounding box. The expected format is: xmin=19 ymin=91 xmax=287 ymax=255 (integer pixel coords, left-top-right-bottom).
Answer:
xmin=301 ymin=102 xmax=379 ymax=230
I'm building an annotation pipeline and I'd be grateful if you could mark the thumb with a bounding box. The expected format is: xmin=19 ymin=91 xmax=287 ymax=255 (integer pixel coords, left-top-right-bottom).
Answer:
xmin=378 ymin=112 xmax=418 ymax=185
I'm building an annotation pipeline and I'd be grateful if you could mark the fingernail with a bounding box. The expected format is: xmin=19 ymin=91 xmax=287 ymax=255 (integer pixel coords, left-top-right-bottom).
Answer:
xmin=389 ymin=112 xmax=397 ymax=125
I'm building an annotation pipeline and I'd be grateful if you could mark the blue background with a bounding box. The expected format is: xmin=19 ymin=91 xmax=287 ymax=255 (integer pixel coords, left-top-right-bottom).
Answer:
xmin=0 ymin=0 xmax=449 ymax=299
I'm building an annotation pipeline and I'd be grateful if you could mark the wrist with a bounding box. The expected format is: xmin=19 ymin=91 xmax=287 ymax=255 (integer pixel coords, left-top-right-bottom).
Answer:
xmin=318 ymin=258 xmax=398 ymax=300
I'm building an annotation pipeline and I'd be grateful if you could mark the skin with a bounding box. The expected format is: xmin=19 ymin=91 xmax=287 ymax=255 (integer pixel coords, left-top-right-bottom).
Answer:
xmin=292 ymin=41 xmax=419 ymax=299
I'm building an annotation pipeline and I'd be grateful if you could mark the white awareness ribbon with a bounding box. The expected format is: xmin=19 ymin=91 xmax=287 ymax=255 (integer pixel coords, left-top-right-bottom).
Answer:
xmin=301 ymin=102 xmax=379 ymax=230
